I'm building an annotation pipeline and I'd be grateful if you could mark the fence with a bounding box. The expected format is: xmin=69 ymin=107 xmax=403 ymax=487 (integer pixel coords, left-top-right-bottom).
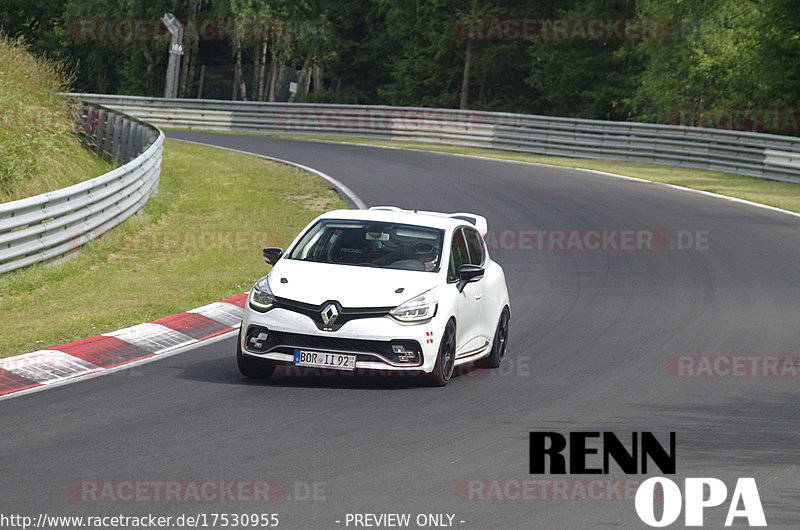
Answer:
xmin=70 ymin=93 xmax=800 ymax=184
xmin=4 ymin=94 xmax=796 ymax=273
xmin=0 ymin=102 xmax=164 ymax=274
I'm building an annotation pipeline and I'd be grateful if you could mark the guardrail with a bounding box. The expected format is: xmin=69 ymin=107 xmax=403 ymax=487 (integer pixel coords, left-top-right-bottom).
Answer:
xmin=0 ymin=102 xmax=164 ymax=274
xmin=69 ymin=93 xmax=800 ymax=184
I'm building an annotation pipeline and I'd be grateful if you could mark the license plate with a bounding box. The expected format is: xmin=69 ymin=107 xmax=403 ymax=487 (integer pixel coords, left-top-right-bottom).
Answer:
xmin=293 ymin=349 xmax=357 ymax=371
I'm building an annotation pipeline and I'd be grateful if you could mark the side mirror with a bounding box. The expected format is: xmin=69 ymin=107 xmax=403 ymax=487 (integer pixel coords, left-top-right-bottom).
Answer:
xmin=263 ymin=247 xmax=283 ymax=265
xmin=457 ymin=264 xmax=484 ymax=293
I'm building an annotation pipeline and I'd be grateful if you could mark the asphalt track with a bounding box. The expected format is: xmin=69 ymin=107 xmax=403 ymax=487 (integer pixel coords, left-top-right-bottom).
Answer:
xmin=3 ymin=131 xmax=800 ymax=528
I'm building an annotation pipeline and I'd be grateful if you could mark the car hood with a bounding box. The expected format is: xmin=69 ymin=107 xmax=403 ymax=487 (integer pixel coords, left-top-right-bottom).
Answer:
xmin=267 ymin=259 xmax=439 ymax=307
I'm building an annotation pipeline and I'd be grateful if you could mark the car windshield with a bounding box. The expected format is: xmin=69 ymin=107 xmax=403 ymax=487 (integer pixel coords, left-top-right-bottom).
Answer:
xmin=287 ymin=219 xmax=444 ymax=272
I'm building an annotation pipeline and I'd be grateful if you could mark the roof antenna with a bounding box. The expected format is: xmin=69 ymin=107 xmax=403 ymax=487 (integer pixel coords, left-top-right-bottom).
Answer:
xmin=414 ymin=202 xmax=418 ymax=213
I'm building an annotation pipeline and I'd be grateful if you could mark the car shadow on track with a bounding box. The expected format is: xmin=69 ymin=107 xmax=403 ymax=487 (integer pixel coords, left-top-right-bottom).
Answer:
xmin=176 ymin=355 xmax=482 ymax=390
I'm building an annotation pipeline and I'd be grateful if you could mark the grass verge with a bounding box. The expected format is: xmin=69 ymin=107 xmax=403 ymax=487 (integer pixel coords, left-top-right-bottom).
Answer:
xmin=0 ymin=139 xmax=347 ymax=358
xmin=0 ymin=33 xmax=113 ymax=202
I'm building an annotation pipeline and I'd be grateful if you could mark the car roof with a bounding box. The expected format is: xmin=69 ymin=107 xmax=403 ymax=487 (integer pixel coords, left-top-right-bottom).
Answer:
xmin=316 ymin=207 xmax=487 ymax=235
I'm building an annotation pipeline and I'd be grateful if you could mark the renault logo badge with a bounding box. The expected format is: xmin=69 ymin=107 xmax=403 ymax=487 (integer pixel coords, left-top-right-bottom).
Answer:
xmin=321 ymin=303 xmax=338 ymax=327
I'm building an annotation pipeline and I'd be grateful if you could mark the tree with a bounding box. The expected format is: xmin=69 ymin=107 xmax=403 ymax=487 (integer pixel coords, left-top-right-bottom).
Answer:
xmin=632 ymin=0 xmax=786 ymax=122
xmin=377 ymin=0 xmax=466 ymax=108
xmin=525 ymin=0 xmax=642 ymax=119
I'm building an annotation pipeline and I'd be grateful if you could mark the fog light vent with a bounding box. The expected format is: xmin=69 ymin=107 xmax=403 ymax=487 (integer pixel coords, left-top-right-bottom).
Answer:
xmin=246 ymin=327 xmax=270 ymax=353
xmin=391 ymin=342 xmax=419 ymax=363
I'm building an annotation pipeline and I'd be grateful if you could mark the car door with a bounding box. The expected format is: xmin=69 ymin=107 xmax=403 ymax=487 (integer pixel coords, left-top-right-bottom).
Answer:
xmin=463 ymin=227 xmax=491 ymax=346
xmin=448 ymin=227 xmax=483 ymax=357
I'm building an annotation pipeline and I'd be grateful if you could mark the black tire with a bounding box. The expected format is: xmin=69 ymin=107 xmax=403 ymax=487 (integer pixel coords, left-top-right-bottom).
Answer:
xmin=428 ymin=320 xmax=456 ymax=387
xmin=475 ymin=307 xmax=510 ymax=369
xmin=236 ymin=328 xmax=275 ymax=379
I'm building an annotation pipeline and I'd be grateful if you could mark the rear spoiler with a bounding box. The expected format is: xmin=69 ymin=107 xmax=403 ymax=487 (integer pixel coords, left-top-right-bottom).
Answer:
xmin=447 ymin=213 xmax=488 ymax=236
xmin=369 ymin=206 xmax=488 ymax=236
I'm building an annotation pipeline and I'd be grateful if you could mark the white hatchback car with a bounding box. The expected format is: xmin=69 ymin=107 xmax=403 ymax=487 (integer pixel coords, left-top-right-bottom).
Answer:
xmin=238 ymin=207 xmax=510 ymax=386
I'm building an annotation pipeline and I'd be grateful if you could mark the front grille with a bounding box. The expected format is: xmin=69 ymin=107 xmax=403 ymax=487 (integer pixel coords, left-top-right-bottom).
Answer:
xmin=274 ymin=297 xmax=393 ymax=331
xmin=269 ymin=331 xmax=392 ymax=355
xmin=245 ymin=327 xmax=422 ymax=366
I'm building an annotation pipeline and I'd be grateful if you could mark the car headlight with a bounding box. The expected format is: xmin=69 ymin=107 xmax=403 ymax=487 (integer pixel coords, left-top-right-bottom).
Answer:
xmin=390 ymin=289 xmax=437 ymax=323
xmin=249 ymin=276 xmax=276 ymax=312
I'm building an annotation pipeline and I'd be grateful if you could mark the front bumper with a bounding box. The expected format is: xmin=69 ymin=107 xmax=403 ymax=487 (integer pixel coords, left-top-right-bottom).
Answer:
xmin=241 ymin=306 xmax=443 ymax=374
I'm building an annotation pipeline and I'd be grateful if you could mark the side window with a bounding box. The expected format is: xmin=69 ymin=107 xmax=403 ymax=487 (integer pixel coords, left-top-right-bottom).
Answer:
xmin=463 ymin=228 xmax=485 ymax=266
xmin=448 ymin=228 xmax=470 ymax=282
